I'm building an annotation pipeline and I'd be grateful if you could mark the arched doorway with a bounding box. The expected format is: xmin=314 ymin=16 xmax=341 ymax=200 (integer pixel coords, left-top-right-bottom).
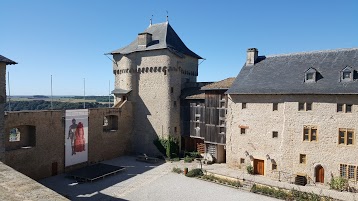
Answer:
xmin=315 ymin=165 xmax=324 ymax=183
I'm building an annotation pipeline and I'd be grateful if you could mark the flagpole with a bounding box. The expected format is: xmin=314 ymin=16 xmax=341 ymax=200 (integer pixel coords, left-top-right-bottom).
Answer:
xmin=108 ymin=80 xmax=110 ymax=108
xmin=83 ymin=78 xmax=86 ymax=109
xmin=51 ymin=75 xmax=53 ymax=110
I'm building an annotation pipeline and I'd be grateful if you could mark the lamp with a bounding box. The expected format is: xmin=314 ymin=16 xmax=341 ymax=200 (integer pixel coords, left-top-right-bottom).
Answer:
xmin=266 ymin=154 xmax=270 ymax=160
xmin=244 ymin=151 xmax=249 ymax=156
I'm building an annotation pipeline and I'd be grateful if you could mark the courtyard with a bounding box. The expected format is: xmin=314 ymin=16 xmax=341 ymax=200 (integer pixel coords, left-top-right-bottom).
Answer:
xmin=40 ymin=156 xmax=278 ymax=201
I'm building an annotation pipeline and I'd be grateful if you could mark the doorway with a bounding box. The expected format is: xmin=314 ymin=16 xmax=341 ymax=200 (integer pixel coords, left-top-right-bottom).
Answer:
xmin=254 ymin=159 xmax=264 ymax=175
xmin=52 ymin=162 xmax=58 ymax=176
xmin=315 ymin=165 xmax=324 ymax=183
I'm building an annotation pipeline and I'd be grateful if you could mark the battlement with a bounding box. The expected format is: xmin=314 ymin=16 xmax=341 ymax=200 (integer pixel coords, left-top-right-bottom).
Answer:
xmin=113 ymin=66 xmax=198 ymax=76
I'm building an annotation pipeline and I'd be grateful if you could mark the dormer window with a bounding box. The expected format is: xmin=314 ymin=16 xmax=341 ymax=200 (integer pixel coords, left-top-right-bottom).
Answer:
xmin=341 ymin=66 xmax=353 ymax=82
xmin=304 ymin=67 xmax=317 ymax=83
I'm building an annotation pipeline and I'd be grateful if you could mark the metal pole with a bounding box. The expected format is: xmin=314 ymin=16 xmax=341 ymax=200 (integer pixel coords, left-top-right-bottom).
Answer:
xmin=83 ymin=78 xmax=86 ymax=109
xmin=51 ymin=75 xmax=53 ymax=110
xmin=7 ymin=71 xmax=11 ymax=111
xmin=108 ymin=80 xmax=110 ymax=108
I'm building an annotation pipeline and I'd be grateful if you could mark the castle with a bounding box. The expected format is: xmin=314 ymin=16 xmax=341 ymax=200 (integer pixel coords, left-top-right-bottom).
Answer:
xmin=1 ymin=21 xmax=358 ymax=197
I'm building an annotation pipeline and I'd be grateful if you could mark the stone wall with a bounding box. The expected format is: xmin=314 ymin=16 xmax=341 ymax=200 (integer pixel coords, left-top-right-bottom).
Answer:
xmin=0 ymin=62 xmax=6 ymax=162
xmin=226 ymin=94 xmax=358 ymax=184
xmin=113 ymin=49 xmax=198 ymax=154
xmin=4 ymin=104 xmax=132 ymax=180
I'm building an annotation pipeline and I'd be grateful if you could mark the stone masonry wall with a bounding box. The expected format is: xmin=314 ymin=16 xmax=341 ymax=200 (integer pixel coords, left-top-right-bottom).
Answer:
xmin=4 ymin=105 xmax=132 ymax=180
xmin=113 ymin=49 xmax=198 ymax=154
xmin=226 ymin=94 xmax=358 ymax=185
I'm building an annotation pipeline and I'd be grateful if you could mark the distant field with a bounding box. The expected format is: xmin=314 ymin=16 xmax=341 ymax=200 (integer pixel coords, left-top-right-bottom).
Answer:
xmin=9 ymin=96 xmax=113 ymax=103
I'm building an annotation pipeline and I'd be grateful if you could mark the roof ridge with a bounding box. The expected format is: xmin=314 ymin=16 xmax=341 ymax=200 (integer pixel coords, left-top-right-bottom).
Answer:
xmin=266 ymin=47 xmax=358 ymax=58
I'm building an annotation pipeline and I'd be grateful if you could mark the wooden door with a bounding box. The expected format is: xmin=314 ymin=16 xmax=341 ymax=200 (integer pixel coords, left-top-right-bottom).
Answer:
xmin=254 ymin=159 xmax=264 ymax=175
xmin=316 ymin=166 xmax=324 ymax=183
xmin=52 ymin=162 xmax=58 ymax=176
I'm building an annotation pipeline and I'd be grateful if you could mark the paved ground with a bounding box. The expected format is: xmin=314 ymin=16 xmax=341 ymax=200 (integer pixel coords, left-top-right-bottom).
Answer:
xmin=40 ymin=156 xmax=278 ymax=201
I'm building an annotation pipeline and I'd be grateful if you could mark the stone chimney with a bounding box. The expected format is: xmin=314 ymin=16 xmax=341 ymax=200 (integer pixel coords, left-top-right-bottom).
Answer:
xmin=137 ymin=32 xmax=152 ymax=47
xmin=246 ymin=48 xmax=258 ymax=65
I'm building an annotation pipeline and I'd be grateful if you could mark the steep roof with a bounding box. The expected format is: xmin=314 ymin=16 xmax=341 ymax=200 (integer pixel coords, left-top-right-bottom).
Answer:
xmin=227 ymin=48 xmax=358 ymax=95
xmin=0 ymin=55 xmax=17 ymax=65
xmin=201 ymin=77 xmax=236 ymax=90
xmin=110 ymin=22 xmax=202 ymax=59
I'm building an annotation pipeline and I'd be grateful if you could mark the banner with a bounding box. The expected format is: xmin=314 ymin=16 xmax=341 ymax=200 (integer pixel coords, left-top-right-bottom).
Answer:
xmin=65 ymin=109 xmax=88 ymax=167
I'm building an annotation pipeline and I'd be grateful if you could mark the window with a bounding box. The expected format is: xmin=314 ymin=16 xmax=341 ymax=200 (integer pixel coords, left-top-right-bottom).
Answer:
xmin=170 ymin=87 xmax=174 ymax=93
xmin=304 ymin=68 xmax=317 ymax=82
xmin=303 ymin=126 xmax=317 ymax=141
xmin=340 ymin=164 xmax=348 ymax=178
xmin=103 ymin=115 xmax=118 ymax=132
xmin=174 ymin=127 xmax=177 ymax=133
xmin=174 ymin=101 xmax=177 ymax=107
xmin=337 ymin=103 xmax=353 ymax=113
xmin=298 ymin=102 xmax=312 ymax=111
xmin=306 ymin=73 xmax=314 ymax=80
xmin=299 ymin=154 xmax=306 ymax=164
xmin=349 ymin=165 xmax=355 ymax=180
xmin=7 ymin=125 xmax=36 ymax=151
xmin=272 ymin=131 xmax=278 ymax=138
xmin=240 ymin=158 xmax=245 ymax=164
xmin=338 ymin=128 xmax=354 ymax=145
xmin=273 ymin=103 xmax=278 ymax=111
xmin=341 ymin=66 xmax=354 ymax=82
xmin=240 ymin=128 xmax=246 ymax=134
xmin=242 ymin=103 xmax=247 ymax=109
xmin=272 ymin=164 xmax=277 ymax=170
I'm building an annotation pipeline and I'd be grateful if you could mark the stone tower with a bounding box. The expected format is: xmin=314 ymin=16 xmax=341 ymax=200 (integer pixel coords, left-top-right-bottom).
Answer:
xmin=109 ymin=22 xmax=202 ymax=154
xmin=0 ymin=55 xmax=17 ymax=161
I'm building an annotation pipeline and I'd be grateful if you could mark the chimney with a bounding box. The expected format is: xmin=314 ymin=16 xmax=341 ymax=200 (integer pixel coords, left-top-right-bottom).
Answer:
xmin=138 ymin=32 xmax=152 ymax=47
xmin=246 ymin=48 xmax=258 ymax=65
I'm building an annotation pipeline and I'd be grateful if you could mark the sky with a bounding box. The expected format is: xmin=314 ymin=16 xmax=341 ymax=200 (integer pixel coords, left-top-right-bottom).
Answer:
xmin=1 ymin=0 xmax=358 ymax=96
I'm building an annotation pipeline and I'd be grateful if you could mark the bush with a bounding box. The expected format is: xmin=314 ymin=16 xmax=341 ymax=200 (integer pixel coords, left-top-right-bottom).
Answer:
xmin=329 ymin=176 xmax=348 ymax=191
xmin=186 ymin=168 xmax=203 ymax=177
xmin=201 ymin=174 xmax=241 ymax=187
xmin=184 ymin=151 xmax=201 ymax=158
xmin=247 ymin=165 xmax=254 ymax=174
xmin=172 ymin=167 xmax=183 ymax=174
xmin=153 ymin=137 xmax=179 ymax=159
xmin=184 ymin=156 xmax=194 ymax=163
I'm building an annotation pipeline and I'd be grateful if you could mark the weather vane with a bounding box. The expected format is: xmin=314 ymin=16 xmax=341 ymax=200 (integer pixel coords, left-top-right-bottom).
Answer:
xmin=166 ymin=11 xmax=169 ymax=22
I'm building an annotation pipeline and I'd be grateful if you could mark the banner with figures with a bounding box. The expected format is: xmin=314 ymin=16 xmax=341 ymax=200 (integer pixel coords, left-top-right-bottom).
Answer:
xmin=65 ymin=109 xmax=88 ymax=167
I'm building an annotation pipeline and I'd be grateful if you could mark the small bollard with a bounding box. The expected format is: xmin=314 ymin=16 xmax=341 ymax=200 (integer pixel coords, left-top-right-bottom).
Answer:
xmin=184 ymin=167 xmax=188 ymax=175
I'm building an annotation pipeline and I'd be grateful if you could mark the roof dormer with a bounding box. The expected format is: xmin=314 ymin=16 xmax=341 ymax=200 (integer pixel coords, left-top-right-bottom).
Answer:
xmin=304 ymin=67 xmax=317 ymax=83
xmin=340 ymin=66 xmax=354 ymax=82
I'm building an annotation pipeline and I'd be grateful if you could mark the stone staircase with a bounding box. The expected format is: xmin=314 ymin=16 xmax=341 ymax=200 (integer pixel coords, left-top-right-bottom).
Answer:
xmin=241 ymin=179 xmax=255 ymax=191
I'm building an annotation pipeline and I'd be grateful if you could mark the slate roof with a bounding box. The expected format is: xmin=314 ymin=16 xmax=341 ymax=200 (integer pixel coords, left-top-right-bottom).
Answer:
xmin=0 ymin=55 xmax=17 ymax=65
xmin=110 ymin=22 xmax=202 ymax=59
xmin=201 ymin=77 xmax=236 ymax=90
xmin=227 ymin=48 xmax=358 ymax=95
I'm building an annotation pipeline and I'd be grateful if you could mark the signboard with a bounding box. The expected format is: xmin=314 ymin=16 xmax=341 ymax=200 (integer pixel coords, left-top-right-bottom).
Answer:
xmin=65 ymin=109 xmax=88 ymax=167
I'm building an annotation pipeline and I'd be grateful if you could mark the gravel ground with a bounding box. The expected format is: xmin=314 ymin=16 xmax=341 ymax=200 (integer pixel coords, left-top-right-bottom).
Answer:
xmin=40 ymin=156 xmax=278 ymax=201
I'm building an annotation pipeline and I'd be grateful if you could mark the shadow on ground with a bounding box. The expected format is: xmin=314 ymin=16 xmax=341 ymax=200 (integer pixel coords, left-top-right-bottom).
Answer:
xmin=40 ymin=156 xmax=165 ymax=201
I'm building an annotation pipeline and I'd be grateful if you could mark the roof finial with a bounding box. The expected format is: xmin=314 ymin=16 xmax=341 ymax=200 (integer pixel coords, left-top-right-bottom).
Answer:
xmin=166 ymin=10 xmax=169 ymax=22
xmin=150 ymin=15 xmax=153 ymax=26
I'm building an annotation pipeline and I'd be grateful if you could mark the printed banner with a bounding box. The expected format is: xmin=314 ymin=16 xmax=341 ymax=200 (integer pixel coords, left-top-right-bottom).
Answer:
xmin=65 ymin=109 xmax=88 ymax=167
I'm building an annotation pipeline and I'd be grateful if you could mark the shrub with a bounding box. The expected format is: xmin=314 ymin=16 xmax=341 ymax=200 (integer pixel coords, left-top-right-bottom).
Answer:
xmin=329 ymin=176 xmax=348 ymax=191
xmin=170 ymin=157 xmax=180 ymax=162
xmin=186 ymin=168 xmax=203 ymax=177
xmin=184 ymin=156 xmax=194 ymax=163
xmin=247 ymin=165 xmax=254 ymax=175
xmin=172 ymin=167 xmax=183 ymax=174
xmin=153 ymin=137 xmax=179 ymax=159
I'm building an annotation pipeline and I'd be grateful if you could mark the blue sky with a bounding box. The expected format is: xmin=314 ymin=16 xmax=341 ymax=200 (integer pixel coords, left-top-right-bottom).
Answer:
xmin=1 ymin=0 xmax=358 ymax=95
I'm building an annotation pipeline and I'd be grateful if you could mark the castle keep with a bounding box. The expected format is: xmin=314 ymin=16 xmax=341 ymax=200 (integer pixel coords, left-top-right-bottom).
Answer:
xmin=109 ymin=22 xmax=202 ymax=154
